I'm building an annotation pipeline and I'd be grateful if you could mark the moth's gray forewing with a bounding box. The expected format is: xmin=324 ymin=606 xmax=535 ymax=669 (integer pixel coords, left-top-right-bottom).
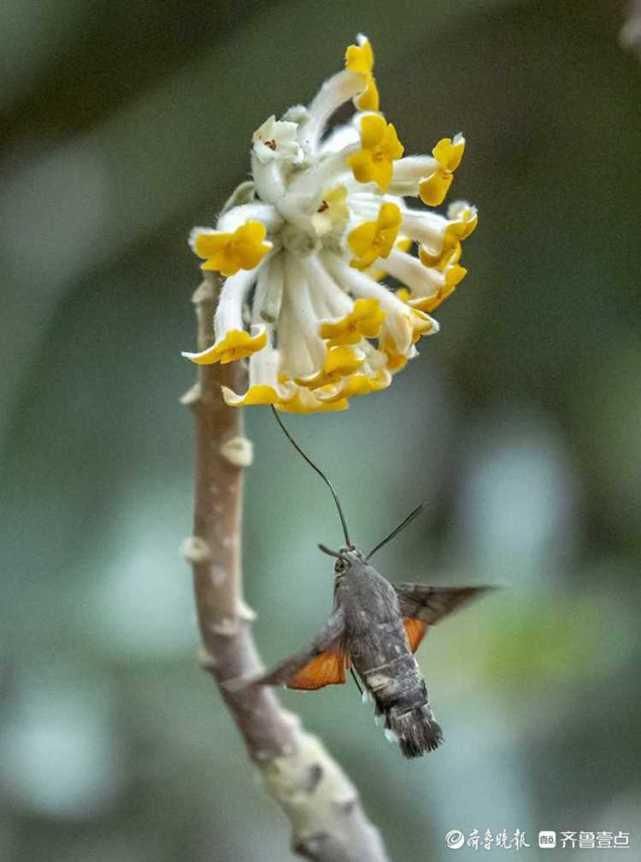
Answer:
xmin=252 ymin=607 xmax=346 ymax=687
xmin=394 ymin=585 xmax=495 ymax=624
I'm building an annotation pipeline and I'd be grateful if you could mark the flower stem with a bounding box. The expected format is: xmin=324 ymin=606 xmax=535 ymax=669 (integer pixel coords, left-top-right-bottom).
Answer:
xmin=183 ymin=272 xmax=390 ymax=861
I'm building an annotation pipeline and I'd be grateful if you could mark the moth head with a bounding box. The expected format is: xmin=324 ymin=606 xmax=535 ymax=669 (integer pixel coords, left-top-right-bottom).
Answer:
xmin=318 ymin=543 xmax=364 ymax=574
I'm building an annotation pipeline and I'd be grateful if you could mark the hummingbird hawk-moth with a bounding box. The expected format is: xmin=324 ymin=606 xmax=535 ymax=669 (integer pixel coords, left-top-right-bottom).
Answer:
xmin=246 ymin=409 xmax=494 ymax=759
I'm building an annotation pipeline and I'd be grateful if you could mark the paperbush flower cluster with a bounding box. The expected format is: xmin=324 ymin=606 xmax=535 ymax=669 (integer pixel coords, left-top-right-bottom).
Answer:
xmin=183 ymin=35 xmax=477 ymax=412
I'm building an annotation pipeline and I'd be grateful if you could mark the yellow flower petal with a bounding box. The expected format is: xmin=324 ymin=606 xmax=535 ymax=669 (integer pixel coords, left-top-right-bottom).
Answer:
xmin=345 ymin=37 xmax=380 ymax=111
xmin=345 ymin=37 xmax=374 ymax=76
xmin=314 ymin=367 xmax=392 ymax=403
xmin=418 ymin=169 xmax=453 ymax=207
xmin=222 ymin=384 xmax=279 ymax=407
xmin=194 ymin=232 xmax=228 ymax=258
xmin=347 ymin=150 xmax=375 ymax=184
xmin=347 ymin=115 xmax=404 ymax=192
xmin=324 ymin=345 xmax=364 ymax=376
xmin=410 ymin=308 xmax=437 ymax=343
xmin=349 ymin=203 xmax=402 ymax=270
xmin=383 ymin=123 xmax=406 ymax=160
xmin=383 ymin=351 xmax=409 ymax=373
xmin=418 ymin=136 xmax=466 ymax=207
xmin=356 ymin=78 xmax=379 ymax=111
xmin=276 ymin=389 xmax=350 ymax=414
xmin=348 ymin=222 xmax=378 ymax=261
xmin=360 ymin=113 xmax=385 ymax=149
xmin=403 ymin=296 xmax=436 ymax=312
xmin=182 ymin=327 xmax=267 ymax=366
xmin=193 ymin=221 xmax=272 ymax=277
xmin=419 ymin=241 xmax=462 ymax=271
xmin=445 ymin=206 xmax=478 ymax=244
xmin=320 ymin=298 xmax=386 ymax=345
xmin=340 ymin=369 xmax=391 ymax=398
xmin=410 ymin=266 xmax=467 ymax=313
xmin=433 ymin=136 xmax=465 ymax=171
xmin=298 ymin=345 xmax=365 ymax=388
xmin=445 ymin=264 xmax=468 ymax=288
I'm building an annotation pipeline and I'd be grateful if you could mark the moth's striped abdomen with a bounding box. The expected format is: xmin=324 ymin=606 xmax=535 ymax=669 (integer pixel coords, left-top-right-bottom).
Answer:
xmin=353 ymin=632 xmax=443 ymax=758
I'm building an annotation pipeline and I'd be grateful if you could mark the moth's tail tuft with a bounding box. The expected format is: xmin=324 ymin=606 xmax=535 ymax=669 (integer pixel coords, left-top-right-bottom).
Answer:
xmin=387 ymin=707 xmax=443 ymax=758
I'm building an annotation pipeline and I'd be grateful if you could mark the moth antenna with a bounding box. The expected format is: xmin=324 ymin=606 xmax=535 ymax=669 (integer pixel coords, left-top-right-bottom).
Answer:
xmin=271 ymin=406 xmax=352 ymax=547
xmin=366 ymin=503 xmax=425 ymax=560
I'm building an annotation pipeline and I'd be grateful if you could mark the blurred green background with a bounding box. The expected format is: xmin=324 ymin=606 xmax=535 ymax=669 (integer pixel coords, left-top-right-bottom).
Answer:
xmin=2 ymin=1 xmax=640 ymax=860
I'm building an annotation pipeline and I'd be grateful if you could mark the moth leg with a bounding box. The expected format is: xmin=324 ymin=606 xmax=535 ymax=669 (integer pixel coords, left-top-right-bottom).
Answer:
xmin=349 ymin=667 xmax=363 ymax=695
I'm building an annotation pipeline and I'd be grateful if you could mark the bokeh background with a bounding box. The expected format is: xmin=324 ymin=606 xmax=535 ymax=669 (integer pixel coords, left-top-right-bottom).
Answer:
xmin=2 ymin=1 xmax=640 ymax=859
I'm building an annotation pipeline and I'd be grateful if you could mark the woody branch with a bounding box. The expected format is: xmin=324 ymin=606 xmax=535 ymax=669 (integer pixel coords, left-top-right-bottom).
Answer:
xmin=182 ymin=272 xmax=390 ymax=862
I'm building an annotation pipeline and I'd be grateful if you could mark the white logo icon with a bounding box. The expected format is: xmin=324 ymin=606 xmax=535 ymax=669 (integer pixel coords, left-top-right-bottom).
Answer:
xmin=538 ymin=830 xmax=557 ymax=849
xmin=445 ymin=830 xmax=466 ymax=849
